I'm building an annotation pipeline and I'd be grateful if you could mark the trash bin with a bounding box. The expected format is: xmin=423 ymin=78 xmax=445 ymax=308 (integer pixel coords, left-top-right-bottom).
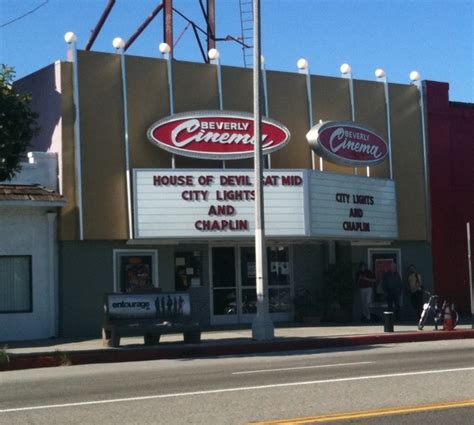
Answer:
xmin=383 ymin=311 xmax=394 ymax=332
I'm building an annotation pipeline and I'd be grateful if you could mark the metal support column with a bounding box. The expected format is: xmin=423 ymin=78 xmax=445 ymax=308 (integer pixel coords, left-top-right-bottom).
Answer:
xmin=298 ymin=59 xmax=318 ymax=170
xmin=413 ymin=77 xmax=431 ymax=242
xmin=376 ymin=70 xmax=393 ymax=179
xmin=115 ymin=38 xmax=134 ymax=239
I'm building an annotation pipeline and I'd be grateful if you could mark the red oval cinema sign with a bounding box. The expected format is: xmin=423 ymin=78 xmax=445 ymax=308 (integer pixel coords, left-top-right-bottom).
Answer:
xmin=306 ymin=121 xmax=388 ymax=167
xmin=147 ymin=111 xmax=290 ymax=160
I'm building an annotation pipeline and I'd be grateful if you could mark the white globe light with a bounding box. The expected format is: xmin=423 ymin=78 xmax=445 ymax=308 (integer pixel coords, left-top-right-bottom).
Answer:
xmin=297 ymin=58 xmax=308 ymax=70
xmin=375 ymin=68 xmax=386 ymax=78
xmin=340 ymin=63 xmax=352 ymax=74
xmin=112 ymin=37 xmax=125 ymax=50
xmin=410 ymin=70 xmax=421 ymax=81
xmin=159 ymin=42 xmax=171 ymax=54
xmin=208 ymin=48 xmax=220 ymax=60
xmin=64 ymin=32 xmax=77 ymax=44
xmin=260 ymin=55 xmax=265 ymax=65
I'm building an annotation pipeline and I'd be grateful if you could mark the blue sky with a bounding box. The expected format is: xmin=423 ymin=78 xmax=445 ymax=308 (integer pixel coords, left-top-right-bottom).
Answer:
xmin=1 ymin=0 xmax=473 ymax=102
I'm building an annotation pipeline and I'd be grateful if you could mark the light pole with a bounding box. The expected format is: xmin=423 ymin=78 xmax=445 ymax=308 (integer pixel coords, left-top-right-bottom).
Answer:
xmin=251 ymin=0 xmax=274 ymax=340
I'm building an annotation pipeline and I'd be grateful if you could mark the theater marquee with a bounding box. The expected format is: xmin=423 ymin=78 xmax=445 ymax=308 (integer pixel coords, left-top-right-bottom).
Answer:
xmin=134 ymin=170 xmax=306 ymax=238
xmin=309 ymin=171 xmax=398 ymax=239
xmin=134 ymin=170 xmax=398 ymax=240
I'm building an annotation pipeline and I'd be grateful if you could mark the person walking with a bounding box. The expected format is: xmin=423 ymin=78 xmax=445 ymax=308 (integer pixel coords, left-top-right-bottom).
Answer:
xmin=383 ymin=262 xmax=403 ymax=321
xmin=407 ymin=264 xmax=423 ymax=318
xmin=356 ymin=262 xmax=376 ymax=322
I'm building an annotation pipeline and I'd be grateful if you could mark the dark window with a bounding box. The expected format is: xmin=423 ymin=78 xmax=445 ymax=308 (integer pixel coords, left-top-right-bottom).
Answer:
xmin=174 ymin=251 xmax=202 ymax=291
xmin=0 ymin=256 xmax=32 ymax=313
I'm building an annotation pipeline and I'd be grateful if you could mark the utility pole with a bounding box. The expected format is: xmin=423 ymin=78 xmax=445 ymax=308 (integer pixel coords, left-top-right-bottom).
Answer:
xmin=251 ymin=0 xmax=274 ymax=341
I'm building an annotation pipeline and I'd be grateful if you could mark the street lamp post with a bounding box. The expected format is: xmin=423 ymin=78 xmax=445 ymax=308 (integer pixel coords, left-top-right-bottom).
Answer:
xmin=251 ymin=0 xmax=274 ymax=341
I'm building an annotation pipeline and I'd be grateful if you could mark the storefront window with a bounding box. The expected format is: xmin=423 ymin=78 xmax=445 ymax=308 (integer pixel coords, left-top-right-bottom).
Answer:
xmin=268 ymin=247 xmax=290 ymax=286
xmin=114 ymin=250 xmax=158 ymax=293
xmin=240 ymin=247 xmax=256 ymax=287
xmin=269 ymin=287 xmax=292 ymax=313
xmin=0 ymin=256 xmax=32 ymax=313
xmin=268 ymin=247 xmax=291 ymax=313
xmin=174 ymin=251 xmax=202 ymax=290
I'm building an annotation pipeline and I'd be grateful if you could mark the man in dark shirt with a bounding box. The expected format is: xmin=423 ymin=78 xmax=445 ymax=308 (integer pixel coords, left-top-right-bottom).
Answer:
xmin=383 ymin=262 xmax=403 ymax=321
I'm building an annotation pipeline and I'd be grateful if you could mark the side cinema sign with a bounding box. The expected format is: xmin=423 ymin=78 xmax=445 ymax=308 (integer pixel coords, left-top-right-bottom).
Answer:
xmin=306 ymin=121 xmax=389 ymax=167
xmin=147 ymin=111 xmax=290 ymax=160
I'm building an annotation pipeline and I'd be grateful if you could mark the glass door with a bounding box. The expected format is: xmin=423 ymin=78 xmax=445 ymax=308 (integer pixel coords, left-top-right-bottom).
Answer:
xmin=239 ymin=247 xmax=257 ymax=322
xmin=211 ymin=247 xmax=238 ymax=324
xmin=267 ymin=246 xmax=293 ymax=321
xmin=210 ymin=245 xmax=293 ymax=325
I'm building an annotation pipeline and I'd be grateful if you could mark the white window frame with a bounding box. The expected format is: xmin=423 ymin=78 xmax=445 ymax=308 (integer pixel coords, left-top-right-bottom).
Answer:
xmin=113 ymin=249 xmax=158 ymax=292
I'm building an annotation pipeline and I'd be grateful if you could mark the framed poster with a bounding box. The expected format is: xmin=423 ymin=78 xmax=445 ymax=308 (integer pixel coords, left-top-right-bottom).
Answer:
xmin=368 ymin=248 xmax=401 ymax=305
xmin=113 ymin=250 xmax=158 ymax=293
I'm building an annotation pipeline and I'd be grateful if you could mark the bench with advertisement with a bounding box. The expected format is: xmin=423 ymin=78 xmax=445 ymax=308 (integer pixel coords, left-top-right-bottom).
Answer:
xmin=102 ymin=292 xmax=201 ymax=348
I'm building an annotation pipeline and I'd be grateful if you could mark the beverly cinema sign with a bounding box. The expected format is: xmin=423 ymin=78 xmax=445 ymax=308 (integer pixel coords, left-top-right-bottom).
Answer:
xmin=147 ymin=111 xmax=290 ymax=160
xmin=306 ymin=121 xmax=389 ymax=167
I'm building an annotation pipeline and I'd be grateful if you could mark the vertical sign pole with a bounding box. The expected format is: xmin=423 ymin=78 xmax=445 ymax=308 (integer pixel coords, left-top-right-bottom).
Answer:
xmin=467 ymin=222 xmax=473 ymax=328
xmin=251 ymin=0 xmax=274 ymax=341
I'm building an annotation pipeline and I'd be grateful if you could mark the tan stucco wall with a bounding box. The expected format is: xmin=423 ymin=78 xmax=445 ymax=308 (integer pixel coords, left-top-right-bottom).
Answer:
xmin=54 ymin=51 xmax=426 ymax=241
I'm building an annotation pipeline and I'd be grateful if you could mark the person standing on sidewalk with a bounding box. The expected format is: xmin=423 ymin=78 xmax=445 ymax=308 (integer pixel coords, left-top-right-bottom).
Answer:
xmin=356 ymin=262 xmax=376 ymax=322
xmin=383 ymin=263 xmax=403 ymax=321
xmin=406 ymin=264 xmax=423 ymax=318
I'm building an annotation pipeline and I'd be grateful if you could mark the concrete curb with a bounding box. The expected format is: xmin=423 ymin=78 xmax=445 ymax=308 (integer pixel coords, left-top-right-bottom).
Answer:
xmin=2 ymin=329 xmax=473 ymax=372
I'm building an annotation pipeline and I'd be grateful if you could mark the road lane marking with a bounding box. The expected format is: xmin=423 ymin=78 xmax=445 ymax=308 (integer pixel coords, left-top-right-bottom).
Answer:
xmin=232 ymin=361 xmax=374 ymax=375
xmin=1 ymin=366 xmax=473 ymax=414
xmin=249 ymin=399 xmax=474 ymax=424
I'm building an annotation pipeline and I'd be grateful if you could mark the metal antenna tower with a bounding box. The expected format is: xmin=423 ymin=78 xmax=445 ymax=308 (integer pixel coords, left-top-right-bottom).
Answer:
xmin=84 ymin=1 xmax=250 ymax=66
xmin=239 ymin=0 xmax=254 ymax=67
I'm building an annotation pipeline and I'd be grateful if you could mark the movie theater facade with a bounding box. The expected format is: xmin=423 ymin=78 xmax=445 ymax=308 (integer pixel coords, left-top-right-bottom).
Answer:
xmin=18 ymin=50 xmax=431 ymax=337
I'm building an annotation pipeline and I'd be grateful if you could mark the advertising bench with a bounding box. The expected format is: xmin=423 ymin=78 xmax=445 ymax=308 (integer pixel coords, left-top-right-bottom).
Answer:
xmin=102 ymin=292 xmax=201 ymax=348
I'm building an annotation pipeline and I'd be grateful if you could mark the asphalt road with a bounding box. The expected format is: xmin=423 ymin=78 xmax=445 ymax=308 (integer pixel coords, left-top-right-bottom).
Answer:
xmin=1 ymin=339 xmax=473 ymax=424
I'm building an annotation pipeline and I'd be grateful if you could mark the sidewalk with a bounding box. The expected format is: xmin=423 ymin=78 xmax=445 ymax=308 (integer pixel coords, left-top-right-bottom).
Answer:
xmin=2 ymin=323 xmax=473 ymax=372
